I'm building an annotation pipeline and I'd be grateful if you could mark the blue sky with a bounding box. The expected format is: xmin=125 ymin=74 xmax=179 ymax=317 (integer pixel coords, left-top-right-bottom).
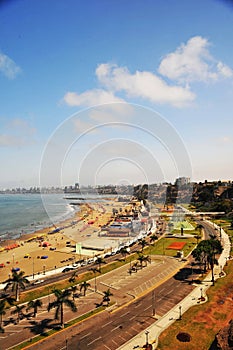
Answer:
xmin=0 ymin=0 xmax=233 ymax=188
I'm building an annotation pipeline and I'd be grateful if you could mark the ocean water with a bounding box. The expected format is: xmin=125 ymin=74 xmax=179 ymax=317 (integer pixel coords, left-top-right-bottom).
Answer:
xmin=0 ymin=193 xmax=76 ymax=241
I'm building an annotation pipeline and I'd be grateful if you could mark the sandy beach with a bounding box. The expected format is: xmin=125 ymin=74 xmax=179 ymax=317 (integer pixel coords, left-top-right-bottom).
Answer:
xmin=0 ymin=198 xmax=128 ymax=282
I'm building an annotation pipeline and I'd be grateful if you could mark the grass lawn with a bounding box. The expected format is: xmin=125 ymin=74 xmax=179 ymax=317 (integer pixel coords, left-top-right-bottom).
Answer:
xmin=149 ymin=237 xmax=196 ymax=257
xmin=157 ymin=260 xmax=233 ymax=350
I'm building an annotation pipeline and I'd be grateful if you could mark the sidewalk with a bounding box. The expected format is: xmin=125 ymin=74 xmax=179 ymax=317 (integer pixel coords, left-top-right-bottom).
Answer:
xmin=117 ymin=224 xmax=231 ymax=350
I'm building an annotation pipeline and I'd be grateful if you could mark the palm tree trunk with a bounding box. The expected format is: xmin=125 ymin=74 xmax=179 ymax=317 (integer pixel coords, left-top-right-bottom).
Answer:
xmin=16 ymin=285 xmax=19 ymax=302
xmin=60 ymin=303 xmax=64 ymax=328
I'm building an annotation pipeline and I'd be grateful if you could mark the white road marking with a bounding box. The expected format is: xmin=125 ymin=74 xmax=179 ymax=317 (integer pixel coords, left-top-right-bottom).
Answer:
xmin=87 ymin=336 xmax=101 ymax=346
xmin=101 ymin=320 xmax=112 ymax=328
xmin=80 ymin=332 xmax=91 ymax=340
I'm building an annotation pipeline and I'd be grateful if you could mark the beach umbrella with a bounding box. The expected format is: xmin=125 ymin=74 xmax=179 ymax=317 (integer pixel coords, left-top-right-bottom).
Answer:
xmin=12 ymin=267 xmax=20 ymax=272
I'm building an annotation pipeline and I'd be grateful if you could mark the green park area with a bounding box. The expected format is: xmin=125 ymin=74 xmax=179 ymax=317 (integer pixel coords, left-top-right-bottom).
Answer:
xmin=157 ymin=259 xmax=233 ymax=350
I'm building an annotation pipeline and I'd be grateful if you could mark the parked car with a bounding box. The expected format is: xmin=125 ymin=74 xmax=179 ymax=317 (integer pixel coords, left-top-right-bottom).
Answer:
xmin=62 ymin=267 xmax=76 ymax=273
xmin=32 ymin=279 xmax=44 ymax=285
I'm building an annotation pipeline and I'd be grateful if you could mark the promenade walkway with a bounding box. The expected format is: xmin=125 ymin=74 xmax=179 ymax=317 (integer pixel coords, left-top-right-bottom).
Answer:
xmin=117 ymin=223 xmax=231 ymax=350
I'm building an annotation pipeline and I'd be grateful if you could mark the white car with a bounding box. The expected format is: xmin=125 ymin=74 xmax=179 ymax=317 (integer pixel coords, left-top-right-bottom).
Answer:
xmin=32 ymin=279 xmax=44 ymax=285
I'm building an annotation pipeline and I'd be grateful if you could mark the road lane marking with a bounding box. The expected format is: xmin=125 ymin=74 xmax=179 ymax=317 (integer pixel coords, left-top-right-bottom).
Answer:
xmin=87 ymin=336 xmax=101 ymax=346
xmin=101 ymin=320 xmax=112 ymax=328
xmin=111 ymin=325 xmax=120 ymax=332
xmin=120 ymin=311 xmax=129 ymax=318
xmin=134 ymin=303 xmax=141 ymax=308
xmin=80 ymin=332 xmax=91 ymax=340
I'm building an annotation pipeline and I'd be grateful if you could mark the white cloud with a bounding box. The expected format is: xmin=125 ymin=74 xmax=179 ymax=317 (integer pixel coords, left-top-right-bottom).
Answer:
xmin=158 ymin=36 xmax=233 ymax=83
xmin=7 ymin=118 xmax=36 ymax=136
xmin=217 ymin=62 xmax=233 ymax=78
xmin=96 ymin=63 xmax=195 ymax=107
xmin=0 ymin=52 xmax=21 ymax=79
xmin=0 ymin=134 xmax=24 ymax=147
xmin=63 ymin=36 xmax=232 ymax=110
xmin=73 ymin=118 xmax=97 ymax=133
xmin=63 ymin=89 xmax=124 ymax=107
xmin=0 ymin=118 xmax=36 ymax=148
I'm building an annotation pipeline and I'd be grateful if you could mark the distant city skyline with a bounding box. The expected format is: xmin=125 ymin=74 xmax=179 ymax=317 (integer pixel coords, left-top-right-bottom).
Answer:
xmin=0 ymin=0 xmax=233 ymax=188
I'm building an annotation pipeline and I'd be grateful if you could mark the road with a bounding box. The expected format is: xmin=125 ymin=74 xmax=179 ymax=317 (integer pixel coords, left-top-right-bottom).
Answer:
xmin=21 ymin=259 xmax=194 ymax=350
xmin=1 ymin=219 xmax=219 ymax=350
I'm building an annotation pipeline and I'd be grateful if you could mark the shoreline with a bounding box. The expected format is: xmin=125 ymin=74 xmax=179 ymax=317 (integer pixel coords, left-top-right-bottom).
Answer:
xmin=0 ymin=198 xmax=124 ymax=282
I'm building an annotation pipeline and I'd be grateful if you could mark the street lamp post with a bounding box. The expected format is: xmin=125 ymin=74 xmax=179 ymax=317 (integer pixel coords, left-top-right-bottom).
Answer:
xmin=200 ymin=287 xmax=203 ymax=299
xmin=32 ymin=257 xmax=35 ymax=279
xmin=145 ymin=330 xmax=149 ymax=346
xmin=179 ymin=305 xmax=182 ymax=320
xmin=43 ymin=265 xmax=46 ymax=275
xmin=152 ymin=291 xmax=155 ymax=316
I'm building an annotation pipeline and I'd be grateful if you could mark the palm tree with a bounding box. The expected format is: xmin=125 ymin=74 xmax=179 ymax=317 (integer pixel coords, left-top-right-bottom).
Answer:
xmin=120 ymin=247 xmax=129 ymax=261
xmin=138 ymin=238 xmax=147 ymax=252
xmin=90 ymin=267 xmax=100 ymax=292
xmin=68 ymin=271 xmax=78 ymax=284
xmin=0 ymin=296 xmax=14 ymax=331
xmin=69 ymin=285 xmax=77 ymax=301
xmin=80 ymin=281 xmax=90 ymax=296
xmin=131 ymin=261 xmax=139 ymax=272
xmin=4 ymin=271 xmax=30 ymax=301
xmin=47 ymin=288 xmax=77 ymax=328
xmin=150 ymin=234 xmax=158 ymax=245
xmin=0 ymin=300 xmax=6 ymax=331
xmin=27 ymin=299 xmax=43 ymax=317
xmin=102 ymin=289 xmax=113 ymax=306
xmin=11 ymin=304 xmax=25 ymax=323
xmin=137 ymin=253 xmax=144 ymax=269
xmin=195 ymin=224 xmax=204 ymax=244
xmin=142 ymin=255 xmax=151 ymax=267
xmin=137 ymin=252 xmax=151 ymax=268
xmin=192 ymin=238 xmax=223 ymax=284
xmin=95 ymin=256 xmax=106 ymax=272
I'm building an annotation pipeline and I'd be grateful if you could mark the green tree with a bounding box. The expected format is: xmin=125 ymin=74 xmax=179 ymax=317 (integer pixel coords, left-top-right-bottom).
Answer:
xmin=11 ymin=304 xmax=25 ymax=323
xmin=0 ymin=300 xmax=6 ymax=332
xmin=68 ymin=271 xmax=78 ymax=284
xmin=0 ymin=296 xmax=14 ymax=331
xmin=4 ymin=271 xmax=30 ymax=301
xmin=27 ymin=299 xmax=43 ymax=317
xmin=47 ymin=288 xmax=77 ymax=328
xmin=150 ymin=234 xmax=158 ymax=245
xmin=138 ymin=238 xmax=147 ymax=252
xmin=102 ymin=289 xmax=113 ymax=306
xmin=192 ymin=238 xmax=223 ymax=284
xmin=80 ymin=281 xmax=91 ymax=296
xmin=137 ymin=253 xmax=150 ymax=268
xmin=120 ymin=247 xmax=129 ymax=261
xmin=69 ymin=285 xmax=77 ymax=301
xmin=90 ymin=267 xmax=100 ymax=292
xmin=95 ymin=256 xmax=106 ymax=272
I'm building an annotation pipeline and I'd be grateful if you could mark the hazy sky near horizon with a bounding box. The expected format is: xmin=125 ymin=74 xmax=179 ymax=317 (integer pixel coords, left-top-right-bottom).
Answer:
xmin=0 ymin=0 xmax=233 ymax=188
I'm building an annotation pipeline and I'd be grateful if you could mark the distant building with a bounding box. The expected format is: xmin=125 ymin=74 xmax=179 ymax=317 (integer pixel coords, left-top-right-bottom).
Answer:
xmin=175 ymin=177 xmax=190 ymax=187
